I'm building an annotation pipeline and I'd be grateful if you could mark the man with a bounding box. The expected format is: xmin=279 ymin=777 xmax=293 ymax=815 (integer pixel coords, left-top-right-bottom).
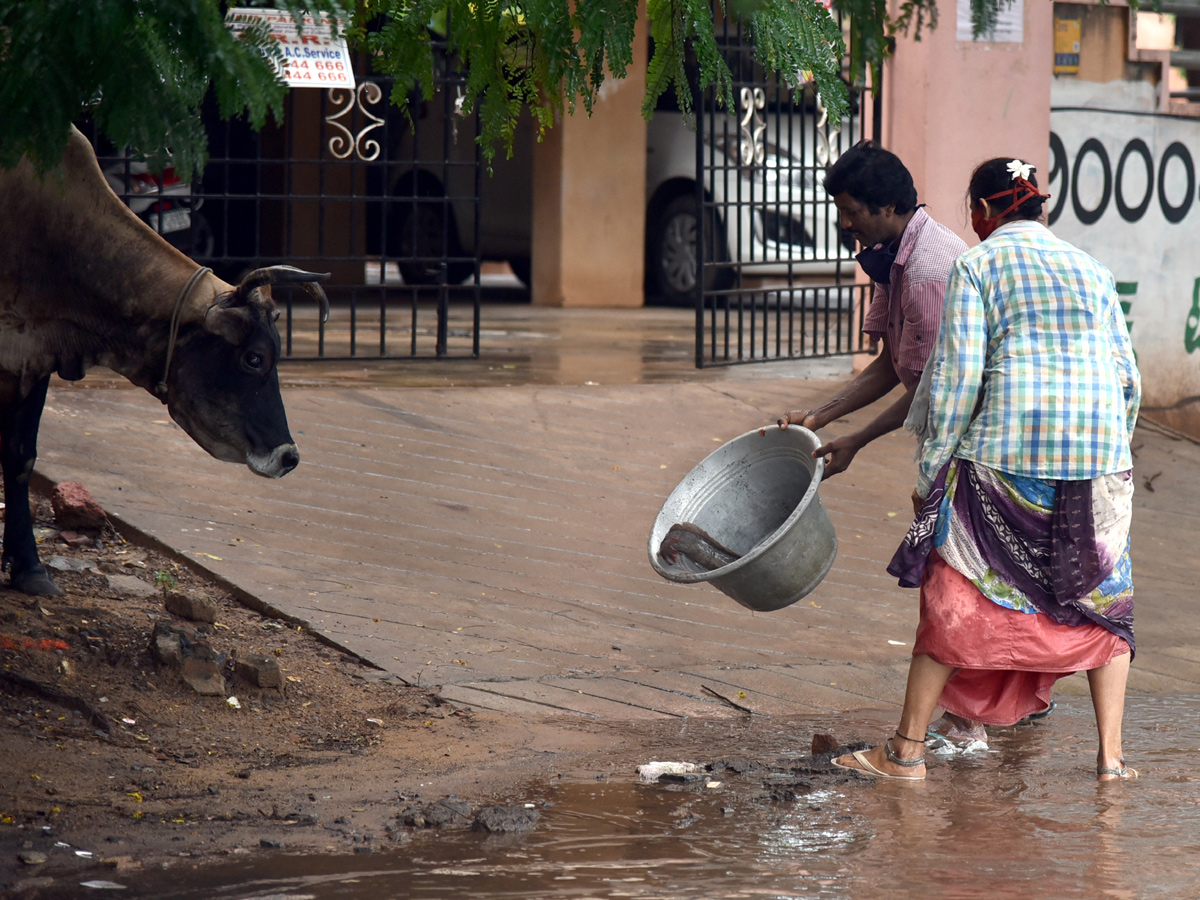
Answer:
xmin=778 ymin=140 xmax=966 ymax=479
xmin=778 ymin=140 xmax=988 ymax=744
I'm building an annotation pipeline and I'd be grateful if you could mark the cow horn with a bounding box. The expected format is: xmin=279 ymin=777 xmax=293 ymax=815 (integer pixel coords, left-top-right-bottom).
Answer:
xmin=237 ymin=266 xmax=331 ymax=323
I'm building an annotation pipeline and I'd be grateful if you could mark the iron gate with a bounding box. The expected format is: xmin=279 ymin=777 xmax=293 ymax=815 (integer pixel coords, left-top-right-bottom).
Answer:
xmin=693 ymin=14 xmax=871 ymax=367
xmin=93 ymin=31 xmax=498 ymax=361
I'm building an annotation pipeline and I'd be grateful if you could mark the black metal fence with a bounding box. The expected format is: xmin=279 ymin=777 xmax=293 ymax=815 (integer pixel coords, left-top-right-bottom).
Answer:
xmin=91 ymin=19 xmax=871 ymax=369
xmin=91 ymin=38 xmax=502 ymax=361
xmin=693 ymin=13 xmax=871 ymax=367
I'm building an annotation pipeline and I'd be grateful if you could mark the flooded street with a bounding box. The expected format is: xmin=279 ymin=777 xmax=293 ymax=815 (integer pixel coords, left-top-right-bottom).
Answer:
xmin=31 ymin=309 xmax=1200 ymax=899
xmin=40 ymin=694 xmax=1200 ymax=899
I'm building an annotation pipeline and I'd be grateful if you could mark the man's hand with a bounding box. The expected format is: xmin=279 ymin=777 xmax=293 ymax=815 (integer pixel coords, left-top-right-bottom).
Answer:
xmin=912 ymin=489 xmax=924 ymax=516
xmin=778 ymin=409 xmax=820 ymax=430
xmin=812 ymin=434 xmax=863 ymax=479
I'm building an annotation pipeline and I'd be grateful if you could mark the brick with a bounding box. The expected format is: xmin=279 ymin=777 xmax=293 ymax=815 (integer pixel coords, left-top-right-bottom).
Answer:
xmin=165 ymin=591 xmax=218 ymax=624
xmin=50 ymin=481 xmax=108 ymax=530
xmin=233 ymin=653 xmax=283 ymax=689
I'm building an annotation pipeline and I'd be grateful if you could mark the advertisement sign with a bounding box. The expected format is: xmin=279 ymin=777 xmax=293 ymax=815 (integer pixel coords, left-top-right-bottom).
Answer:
xmin=225 ymin=7 xmax=354 ymax=89
xmin=1050 ymin=108 xmax=1200 ymax=413
xmin=1054 ymin=17 xmax=1081 ymax=74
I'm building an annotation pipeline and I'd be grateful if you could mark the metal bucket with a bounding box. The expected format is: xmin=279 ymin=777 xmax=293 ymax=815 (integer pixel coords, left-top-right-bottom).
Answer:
xmin=648 ymin=425 xmax=838 ymax=612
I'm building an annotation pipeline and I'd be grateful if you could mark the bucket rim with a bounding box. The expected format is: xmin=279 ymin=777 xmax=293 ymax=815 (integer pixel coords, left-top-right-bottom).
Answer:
xmin=648 ymin=424 xmax=826 ymax=584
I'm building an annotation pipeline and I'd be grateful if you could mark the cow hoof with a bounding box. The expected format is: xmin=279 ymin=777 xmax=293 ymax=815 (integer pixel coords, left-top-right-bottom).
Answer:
xmin=10 ymin=569 xmax=63 ymax=596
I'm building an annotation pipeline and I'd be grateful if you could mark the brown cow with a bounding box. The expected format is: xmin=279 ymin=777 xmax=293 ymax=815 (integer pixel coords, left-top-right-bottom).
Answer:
xmin=0 ymin=126 xmax=329 ymax=595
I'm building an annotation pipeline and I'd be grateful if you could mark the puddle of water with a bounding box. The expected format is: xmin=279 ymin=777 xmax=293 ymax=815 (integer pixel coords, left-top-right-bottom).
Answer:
xmin=38 ymin=695 xmax=1200 ymax=899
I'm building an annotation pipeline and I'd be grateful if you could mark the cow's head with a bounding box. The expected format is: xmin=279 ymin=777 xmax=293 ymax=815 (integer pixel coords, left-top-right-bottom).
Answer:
xmin=162 ymin=266 xmax=329 ymax=479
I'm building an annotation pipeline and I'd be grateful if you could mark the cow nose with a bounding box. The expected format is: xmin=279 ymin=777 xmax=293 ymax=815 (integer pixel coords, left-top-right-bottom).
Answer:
xmin=247 ymin=443 xmax=301 ymax=478
xmin=279 ymin=445 xmax=300 ymax=474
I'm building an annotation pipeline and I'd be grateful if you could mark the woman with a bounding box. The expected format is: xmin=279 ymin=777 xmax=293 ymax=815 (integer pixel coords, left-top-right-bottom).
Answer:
xmin=833 ymin=157 xmax=1141 ymax=782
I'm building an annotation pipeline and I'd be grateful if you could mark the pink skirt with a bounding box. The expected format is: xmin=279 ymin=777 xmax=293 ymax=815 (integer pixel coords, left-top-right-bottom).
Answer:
xmin=913 ymin=552 xmax=1130 ymax=726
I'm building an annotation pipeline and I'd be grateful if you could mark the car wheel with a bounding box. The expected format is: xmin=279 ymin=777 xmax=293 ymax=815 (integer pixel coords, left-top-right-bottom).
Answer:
xmin=647 ymin=193 xmax=732 ymax=305
xmin=388 ymin=179 xmax=473 ymax=286
xmin=507 ymin=257 xmax=532 ymax=287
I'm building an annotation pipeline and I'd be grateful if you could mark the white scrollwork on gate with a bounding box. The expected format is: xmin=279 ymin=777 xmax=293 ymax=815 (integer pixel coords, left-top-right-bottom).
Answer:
xmin=815 ymin=94 xmax=831 ymax=167
xmin=739 ymin=86 xmax=766 ymax=168
xmin=813 ymin=92 xmax=846 ymax=169
xmin=325 ymin=81 xmax=385 ymax=162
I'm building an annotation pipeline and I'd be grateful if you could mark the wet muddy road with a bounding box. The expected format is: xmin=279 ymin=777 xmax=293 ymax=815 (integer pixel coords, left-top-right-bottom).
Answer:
xmin=29 ymin=694 xmax=1200 ymax=899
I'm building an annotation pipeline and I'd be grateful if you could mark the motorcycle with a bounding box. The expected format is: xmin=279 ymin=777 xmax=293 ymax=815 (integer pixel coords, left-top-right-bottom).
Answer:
xmin=102 ymin=158 xmax=214 ymax=259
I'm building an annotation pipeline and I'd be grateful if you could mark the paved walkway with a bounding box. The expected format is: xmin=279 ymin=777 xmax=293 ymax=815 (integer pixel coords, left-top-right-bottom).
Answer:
xmin=32 ymin=306 xmax=1200 ymax=722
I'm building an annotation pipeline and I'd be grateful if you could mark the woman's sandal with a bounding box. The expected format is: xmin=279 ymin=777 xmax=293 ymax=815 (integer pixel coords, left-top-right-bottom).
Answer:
xmin=1098 ymin=759 xmax=1139 ymax=780
xmin=832 ymin=733 xmax=926 ymax=782
xmin=1019 ymin=700 xmax=1057 ymax=724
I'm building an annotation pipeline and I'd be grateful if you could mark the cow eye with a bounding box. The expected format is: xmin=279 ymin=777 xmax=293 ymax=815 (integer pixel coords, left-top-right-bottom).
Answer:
xmin=243 ymin=350 xmax=267 ymax=373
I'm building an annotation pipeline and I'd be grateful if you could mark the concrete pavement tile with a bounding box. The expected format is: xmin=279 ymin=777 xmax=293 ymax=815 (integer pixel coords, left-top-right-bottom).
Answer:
xmin=33 ymin=364 xmax=1200 ymax=726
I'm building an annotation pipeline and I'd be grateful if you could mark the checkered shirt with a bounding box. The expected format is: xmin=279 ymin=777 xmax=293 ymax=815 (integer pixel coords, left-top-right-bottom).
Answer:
xmin=918 ymin=220 xmax=1141 ymax=494
xmin=862 ymin=207 xmax=968 ymax=389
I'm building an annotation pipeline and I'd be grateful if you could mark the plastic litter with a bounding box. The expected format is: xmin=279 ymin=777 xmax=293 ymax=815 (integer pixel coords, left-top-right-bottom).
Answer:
xmin=636 ymin=761 xmax=699 ymax=783
xmin=925 ymin=735 xmax=990 ymax=757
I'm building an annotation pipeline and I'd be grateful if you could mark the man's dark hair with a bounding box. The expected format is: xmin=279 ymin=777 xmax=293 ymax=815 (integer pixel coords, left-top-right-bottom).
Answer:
xmin=823 ymin=140 xmax=917 ymax=214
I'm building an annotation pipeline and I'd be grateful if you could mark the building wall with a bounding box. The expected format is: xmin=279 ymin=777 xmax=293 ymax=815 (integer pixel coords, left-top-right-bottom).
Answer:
xmin=1047 ymin=107 xmax=1200 ymax=433
xmin=883 ymin=0 xmax=1055 ymax=243
xmin=530 ymin=15 xmax=649 ymax=308
xmin=883 ymin=1 xmax=1200 ymax=436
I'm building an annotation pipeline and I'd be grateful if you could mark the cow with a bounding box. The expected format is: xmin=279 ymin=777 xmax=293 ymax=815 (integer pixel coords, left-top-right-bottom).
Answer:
xmin=0 ymin=126 xmax=329 ymax=596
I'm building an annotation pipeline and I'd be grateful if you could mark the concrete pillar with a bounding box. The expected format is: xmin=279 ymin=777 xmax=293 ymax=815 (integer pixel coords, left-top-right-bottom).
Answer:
xmin=882 ymin=1 xmax=1054 ymax=243
xmin=530 ymin=16 xmax=649 ymax=307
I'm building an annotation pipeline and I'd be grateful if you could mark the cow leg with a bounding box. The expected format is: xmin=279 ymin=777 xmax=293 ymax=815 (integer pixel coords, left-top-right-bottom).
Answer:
xmin=0 ymin=376 xmax=61 ymax=596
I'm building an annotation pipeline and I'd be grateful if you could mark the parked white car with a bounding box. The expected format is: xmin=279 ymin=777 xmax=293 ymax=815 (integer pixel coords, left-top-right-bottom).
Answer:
xmin=643 ymin=91 xmax=858 ymax=304
xmin=377 ymin=79 xmax=857 ymax=301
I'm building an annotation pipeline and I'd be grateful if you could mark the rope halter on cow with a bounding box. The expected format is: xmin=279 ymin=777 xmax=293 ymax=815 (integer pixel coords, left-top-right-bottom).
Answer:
xmin=155 ymin=265 xmax=212 ymax=400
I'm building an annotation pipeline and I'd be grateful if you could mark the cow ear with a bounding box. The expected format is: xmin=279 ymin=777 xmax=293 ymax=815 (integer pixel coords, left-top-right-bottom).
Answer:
xmin=204 ymin=297 xmax=257 ymax=345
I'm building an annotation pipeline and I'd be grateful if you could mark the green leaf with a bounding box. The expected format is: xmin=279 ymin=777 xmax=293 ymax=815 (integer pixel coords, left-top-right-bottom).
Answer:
xmin=1 ymin=0 xmax=1046 ymax=176
xmin=0 ymin=0 xmax=350 ymax=176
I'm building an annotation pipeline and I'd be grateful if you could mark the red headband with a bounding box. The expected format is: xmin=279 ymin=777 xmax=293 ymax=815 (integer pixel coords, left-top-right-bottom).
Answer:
xmin=983 ymin=176 xmax=1051 ymax=221
xmin=972 ymin=176 xmax=1052 ymax=241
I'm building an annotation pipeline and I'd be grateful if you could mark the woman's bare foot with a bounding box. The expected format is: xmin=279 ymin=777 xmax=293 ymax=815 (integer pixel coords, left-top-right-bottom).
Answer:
xmin=927 ymin=712 xmax=987 ymax=744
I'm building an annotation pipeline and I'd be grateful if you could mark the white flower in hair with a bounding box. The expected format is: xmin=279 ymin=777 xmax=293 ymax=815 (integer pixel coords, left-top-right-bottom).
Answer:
xmin=1006 ymin=159 xmax=1034 ymax=181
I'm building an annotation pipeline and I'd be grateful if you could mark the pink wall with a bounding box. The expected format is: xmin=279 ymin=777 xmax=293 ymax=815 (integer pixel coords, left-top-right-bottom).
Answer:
xmin=882 ymin=1 xmax=1054 ymax=243
xmin=530 ymin=9 xmax=649 ymax=308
